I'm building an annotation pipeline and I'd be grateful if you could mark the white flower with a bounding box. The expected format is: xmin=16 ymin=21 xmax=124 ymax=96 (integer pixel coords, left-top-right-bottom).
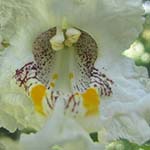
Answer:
xmin=141 ymin=52 xmax=150 ymax=63
xmin=105 ymin=141 xmax=124 ymax=150
xmin=143 ymin=1 xmax=150 ymax=14
xmin=123 ymin=41 xmax=145 ymax=60
xmin=142 ymin=28 xmax=150 ymax=40
xmin=0 ymin=0 xmax=149 ymax=149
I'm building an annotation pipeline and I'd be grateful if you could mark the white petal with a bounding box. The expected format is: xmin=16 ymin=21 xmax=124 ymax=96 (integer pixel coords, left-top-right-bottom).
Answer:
xmin=136 ymin=94 xmax=150 ymax=125
xmin=100 ymin=101 xmax=150 ymax=145
xmin=0 ymin=136 xmax=21 ymax=150
xmin=20 ymin=100 xmax=104 ymax=150
xmin=48 ymin=0 xmax=143 ymax=56
xmin=0 ymin=0 xmax=52 ymax=40
xmin=2 ymin=0 xmax=143 ymax=57
xmin=0 ymin=47 xmax=45 ymax=132
xmin=97 ymin=58 xmax=150 ymax=144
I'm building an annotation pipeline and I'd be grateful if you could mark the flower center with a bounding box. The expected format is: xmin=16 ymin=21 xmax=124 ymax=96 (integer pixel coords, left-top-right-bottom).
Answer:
xmin=14 ymin=26 xmax=113 ymax=116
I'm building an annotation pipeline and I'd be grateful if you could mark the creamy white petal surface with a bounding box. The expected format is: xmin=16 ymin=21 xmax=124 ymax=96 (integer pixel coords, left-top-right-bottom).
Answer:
xmin=0 ymin=0 xmax=149 ymax=148
xmin=48 ymin=0 xmax=144 ymax=60
xmin=0 ymin=137 xmax=21 ymax=150
xmin=20 ymin=101 xmax=104 ymax=150
xmin=98 ymin=58 xmax=150 ymax=144
xmin=0 ymin=48 xmax=46 ymax=132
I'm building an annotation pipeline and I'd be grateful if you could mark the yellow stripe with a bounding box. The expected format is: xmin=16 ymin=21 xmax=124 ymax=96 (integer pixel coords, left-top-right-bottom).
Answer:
xmin=81 ymin=88 xmax=100 ymax=116
xmin=30 ymin=84 xmax=46 ymax=115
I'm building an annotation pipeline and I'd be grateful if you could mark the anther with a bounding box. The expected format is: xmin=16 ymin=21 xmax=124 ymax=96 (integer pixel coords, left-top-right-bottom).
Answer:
xmin=50 ymin=30 xmax=65 ymax=51
xmin=65 ymin=28 xmax=81 ymax=47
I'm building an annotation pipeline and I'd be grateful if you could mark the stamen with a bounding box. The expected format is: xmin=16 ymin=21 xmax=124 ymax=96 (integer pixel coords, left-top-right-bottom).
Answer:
xmin=61 ymin=17 xmax=69 ymax=30
xmin=65 ymin=28 xmax=81 ymax=47
xmin=50 ymin=30 xmax=65 ymax=51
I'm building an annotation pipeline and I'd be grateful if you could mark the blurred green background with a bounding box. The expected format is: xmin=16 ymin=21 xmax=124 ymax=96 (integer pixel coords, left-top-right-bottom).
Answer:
xmin=123 ymin=0 xmax=150 ymax=77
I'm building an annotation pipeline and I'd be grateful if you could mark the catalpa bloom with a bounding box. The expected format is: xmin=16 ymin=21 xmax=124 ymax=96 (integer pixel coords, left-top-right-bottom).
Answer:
xmin=0 ymin=0 xmax=150 ymax=150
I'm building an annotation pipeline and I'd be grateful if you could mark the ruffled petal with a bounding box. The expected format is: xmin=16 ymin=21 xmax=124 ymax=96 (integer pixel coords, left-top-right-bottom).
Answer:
xmin=0 ymin=0 xmax=52 ymax=39
xmin=99 ymin=100 xmax=150 ymax=145
xmin=98 ymin=58 xmax=150 ymax=144
xmin=0 ymin=47 xmax=46 ymax=132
